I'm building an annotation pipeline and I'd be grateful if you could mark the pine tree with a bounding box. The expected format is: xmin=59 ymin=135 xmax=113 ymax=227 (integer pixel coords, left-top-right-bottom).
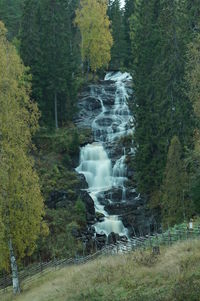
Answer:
xmin=75 ymin=0 xmax=113 ymax=73
xmin=161 ymin=136 xmax=189 ymax=227
xmin=0 ymin=22 xmax=46 ymax=294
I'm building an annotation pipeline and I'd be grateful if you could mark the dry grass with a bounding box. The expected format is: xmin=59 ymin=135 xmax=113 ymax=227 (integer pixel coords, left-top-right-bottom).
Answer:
xmin=2 ymin=239 xmax=200 ymax=301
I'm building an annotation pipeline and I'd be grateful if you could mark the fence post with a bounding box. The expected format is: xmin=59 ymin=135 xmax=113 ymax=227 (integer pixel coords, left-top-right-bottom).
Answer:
xmin=168 ymin=231 xmax=172 ymax=246
xmin=149 ymin=234 xmax=152 ymax=248
xmin=186 ymin=228 xmax=189 ymax=240
xmin=40 ymin=260 xmax=43 ymax=274
xmin=3 ymin=271 xmax=7 ymax=292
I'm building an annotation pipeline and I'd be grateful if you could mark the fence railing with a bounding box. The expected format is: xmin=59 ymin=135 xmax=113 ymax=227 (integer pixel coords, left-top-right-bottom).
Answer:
xmin=1 ymin=228 xmax=200 ymax=293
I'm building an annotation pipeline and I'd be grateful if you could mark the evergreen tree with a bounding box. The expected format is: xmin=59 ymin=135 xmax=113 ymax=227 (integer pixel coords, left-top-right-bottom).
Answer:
xmin=131 ymin=0 xmax=194 ymax=201
xmin=0 ymin=22 xmax=46 ymax=294
xmin=20 ymin=0 xmax=80 ymax=128
xmin=161 ymin=136 xmax=189 ymax=227
xmin=20 ymin=0 xmax=42 ymax=114
xmin=123 ymin=0 xmax=135 ymax=68
xmin=130 ymin=0 xmax=162 ymax=197
xmin=185 ymin=0 xmax=200 ymax=33
xmin=108 ymin=0 xmax=126 ymax=69
xmin=75 ymin=0 xmax=113 ymax=73
xmin=185 ymin=131 xmax=200 ymax=216
xmin=185 ymin=33 xmax=200 ymax=119
xmin=185 ymin=34 xmax=200 ymax=215
xmin=0 ymin=0 xmax=24 ymax=40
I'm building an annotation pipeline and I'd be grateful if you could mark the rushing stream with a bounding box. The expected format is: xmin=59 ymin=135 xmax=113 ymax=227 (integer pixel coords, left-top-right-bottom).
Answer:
xmin=76 ymin=72 xmax=133 ymax=237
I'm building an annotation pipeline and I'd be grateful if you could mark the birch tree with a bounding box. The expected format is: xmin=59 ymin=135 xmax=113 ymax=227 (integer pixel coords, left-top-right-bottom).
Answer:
xmin=0 ymin=22 xmax=46 ymax=294
xmin=75 ymin=0 xmax=113 ymax=72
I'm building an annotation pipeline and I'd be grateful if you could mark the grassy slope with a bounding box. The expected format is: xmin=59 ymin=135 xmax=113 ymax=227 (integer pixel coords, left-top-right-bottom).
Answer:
xmin=2 ymin=239 xmax=200 ymax=301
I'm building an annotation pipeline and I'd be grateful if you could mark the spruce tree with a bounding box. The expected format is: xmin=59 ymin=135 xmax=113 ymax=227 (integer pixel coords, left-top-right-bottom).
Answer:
xmin=130 ymin=0 xmax=162 ymax=197
xmin=20 ymin=0 xmax=80 ymax=127
xmin=108 ymin=0 xmax=126 ymax=69
xmin=185 ymin=34 xmax=200 ymax=215
xmin=123 ymin=0 xmax=135 ymax=68
xmin=131 ymin=0 xmax=194 ymax=201
xmin=185 ymin=0 xmax=200 ymax=33
xmin=185 ymin=33 xmax=200 ymax=118
xmin=161 ymin=136 xmax=188 ymax=227
xmin=0 ymin=0 xmax=24 ymax=40
xmin=20 ymin=0 xmax=42 ymax=115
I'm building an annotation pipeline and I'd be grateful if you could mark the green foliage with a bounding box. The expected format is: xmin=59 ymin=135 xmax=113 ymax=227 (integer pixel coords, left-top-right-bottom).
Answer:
xmin=37 ymin=209 xmax=83 ymax=259
xmin=0 ymin=0 xmax=24 ymax=40
xmin=75 ymin=0 xmax=113 ymax=72
xmin=34 ymin=127 xmax=84 ymax=198
xmin=31 ymin=126 xmax=89 ymax=261
xmin=131 ymin=0 xmax=194 ymax=202
xmin=0 ymin=21 xmax=46 ymax=270
xmin=75 ymin=198 xmax=86 ymax=226
xmin=108 ymin=0 xmax=126 ymax=69
xmin=172 ymin=274 xmax=200 ymax=301
xmin=185 ymin=134 xmax=200 ymax=215
xmin=123 ymin=0 xmax=135 ymax=68
xmin=20 ymin=0 xmax=81 ymax=127
xmin=161 ymin=136 xmax=190 ymax=227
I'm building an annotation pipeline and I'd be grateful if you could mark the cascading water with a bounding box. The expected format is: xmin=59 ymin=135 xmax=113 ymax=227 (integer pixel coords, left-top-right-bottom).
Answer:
xmin=76 ymin=72 xmax=133 ymax=237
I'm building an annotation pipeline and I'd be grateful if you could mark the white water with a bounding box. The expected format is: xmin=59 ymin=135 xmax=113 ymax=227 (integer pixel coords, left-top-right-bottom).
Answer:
xmin=76 ymin=72 xmax=133 ymax=237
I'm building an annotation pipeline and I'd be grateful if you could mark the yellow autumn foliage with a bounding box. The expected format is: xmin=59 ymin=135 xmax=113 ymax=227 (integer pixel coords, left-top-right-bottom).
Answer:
xmin=0 ymin=21 xmax=47 ymax=271
xmin=75 ymin=0 xmax=113 ymax=72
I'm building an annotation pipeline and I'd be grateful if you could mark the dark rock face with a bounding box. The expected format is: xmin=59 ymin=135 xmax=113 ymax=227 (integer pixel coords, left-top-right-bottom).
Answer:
xmin=80 ymin=190 xmax=95 ymax=223
xmin=107 ymin=232 xmax=120 ymax=244
xmin=46 ymin=190 xmax=71 ymax=209
xmin=75 ymin=76 xmax=158 ymax=243
xmin=46 ymin=179 xmax=96 ymax=225
xmin=76 ymin=82 xmax=117 ymax=129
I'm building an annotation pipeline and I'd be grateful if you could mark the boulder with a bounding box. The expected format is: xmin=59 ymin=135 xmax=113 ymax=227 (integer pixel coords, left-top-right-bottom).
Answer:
xmin=107 ymin=232 xmax=120 ymax=244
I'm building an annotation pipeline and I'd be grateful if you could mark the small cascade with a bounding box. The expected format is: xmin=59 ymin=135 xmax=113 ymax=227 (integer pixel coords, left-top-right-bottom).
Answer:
xmin=112 ymin=148 xmax=127 ymax=201
xmin=76 ymin=72 xmax=133 ymax=237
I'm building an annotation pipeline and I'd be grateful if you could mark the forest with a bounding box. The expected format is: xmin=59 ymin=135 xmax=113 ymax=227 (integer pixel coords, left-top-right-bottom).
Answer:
xmin=0 ymin=0 xmax=200 ymax=296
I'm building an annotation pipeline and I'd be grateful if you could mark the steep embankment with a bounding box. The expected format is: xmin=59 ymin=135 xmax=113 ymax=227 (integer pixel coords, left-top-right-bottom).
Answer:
xmin=3 ymin=240 xmax=200 ymax=301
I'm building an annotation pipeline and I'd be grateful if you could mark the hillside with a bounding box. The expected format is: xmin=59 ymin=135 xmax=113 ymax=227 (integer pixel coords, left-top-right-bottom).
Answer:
xmin=2 ymin=239 xmax=200 ymax=301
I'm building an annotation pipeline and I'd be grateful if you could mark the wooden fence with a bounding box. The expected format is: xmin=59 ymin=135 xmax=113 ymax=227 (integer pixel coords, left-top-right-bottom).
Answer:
xmin=1 ymin=228 xmax=200 ymax=293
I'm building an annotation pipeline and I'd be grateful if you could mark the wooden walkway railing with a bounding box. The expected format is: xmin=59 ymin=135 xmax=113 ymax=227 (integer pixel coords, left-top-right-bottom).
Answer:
xmin=1 ymin=228 xmax=200 ymax=293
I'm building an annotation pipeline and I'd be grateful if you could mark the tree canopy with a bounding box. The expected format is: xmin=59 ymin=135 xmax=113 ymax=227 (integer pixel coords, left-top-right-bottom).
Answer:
xmin=75 ymin=0 xmax=113 ymax=72
xmin=0 ymin=21 xmax=46 ymax=273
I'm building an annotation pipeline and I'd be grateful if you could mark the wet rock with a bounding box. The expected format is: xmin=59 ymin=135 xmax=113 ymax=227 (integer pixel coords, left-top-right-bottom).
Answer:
xmin=46 ymin=190 xmax=71 ymax=209
xmin=74 ymin=73 xmax=159 ymax=246
xmin=95 ymin=212 xmax=105 ymax=222
xmin=95 ymin=233 xmax=107 ymax=247
xmin=82 ymin=96 xmax=102 ymax=111
xmin=119 ymin=235 xmax=128 ymax=242
xmin=107 ymin=232 xmax=120 ymax=244
xmin=80 ymin=190 xmax=95 ymax=222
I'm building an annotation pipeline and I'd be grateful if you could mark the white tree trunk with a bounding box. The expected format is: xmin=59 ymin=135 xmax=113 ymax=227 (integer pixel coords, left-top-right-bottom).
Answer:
xmin=8 ymin=239 xmax=20 ymax=294
xmin=54 ymin=91 xmax=58 ymax=129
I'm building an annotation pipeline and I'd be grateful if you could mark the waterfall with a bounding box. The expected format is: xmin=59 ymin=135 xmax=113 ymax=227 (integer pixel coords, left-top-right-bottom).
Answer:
xmin=76 ymin=72 xmax=133 ymax=237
